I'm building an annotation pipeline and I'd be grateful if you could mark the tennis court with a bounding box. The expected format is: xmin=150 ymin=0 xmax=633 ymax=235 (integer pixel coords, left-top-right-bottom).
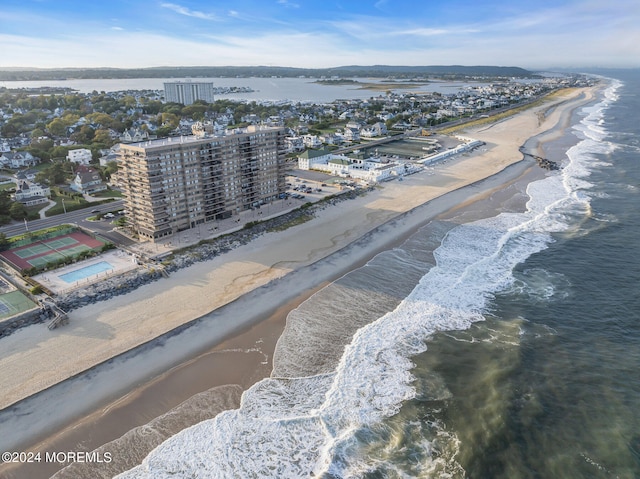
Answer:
xmin=26 ymin=244 xmax=93 ymax=268
xmin=0 ymin=231 xmax=105 ymax=272
xmin=13 ymin=237 xmax=79 ymax=259
xmin=0 ymin=291 xmax=38 ymax=320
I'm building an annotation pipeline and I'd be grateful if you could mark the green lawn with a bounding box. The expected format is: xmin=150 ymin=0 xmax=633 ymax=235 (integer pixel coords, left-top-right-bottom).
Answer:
xmin=45 ymin=195 xmax=89 ymax=216
xmin=91 ymin=188 xmax=123 ymax=198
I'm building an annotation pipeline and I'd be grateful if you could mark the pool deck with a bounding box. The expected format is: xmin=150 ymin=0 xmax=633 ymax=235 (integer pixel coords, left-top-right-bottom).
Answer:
xmin=33 ymin=250 xmax=139 ymax=294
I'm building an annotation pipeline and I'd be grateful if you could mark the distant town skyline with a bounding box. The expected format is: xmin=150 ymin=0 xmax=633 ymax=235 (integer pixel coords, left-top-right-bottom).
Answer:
xmin=0 ymin=0 xmax=637 ymax=70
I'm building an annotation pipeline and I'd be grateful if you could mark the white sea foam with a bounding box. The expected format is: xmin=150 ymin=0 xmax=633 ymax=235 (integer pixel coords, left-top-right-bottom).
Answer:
xmin=116 ymin=79 xmax=621 ymax=479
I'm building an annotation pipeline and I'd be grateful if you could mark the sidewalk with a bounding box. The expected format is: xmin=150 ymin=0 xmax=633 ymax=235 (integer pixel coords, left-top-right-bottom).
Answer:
xmin=37 ymin=200 xmax=57 ymax=219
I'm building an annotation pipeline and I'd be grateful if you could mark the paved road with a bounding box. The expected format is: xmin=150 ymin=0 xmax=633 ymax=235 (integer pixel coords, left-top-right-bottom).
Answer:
xmin=0 ymin=199 xmax=125 ymax=239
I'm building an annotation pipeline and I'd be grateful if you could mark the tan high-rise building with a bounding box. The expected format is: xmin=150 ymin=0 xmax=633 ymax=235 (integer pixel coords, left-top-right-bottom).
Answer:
xmin=118 ymin=125 xmax=287 ymax=241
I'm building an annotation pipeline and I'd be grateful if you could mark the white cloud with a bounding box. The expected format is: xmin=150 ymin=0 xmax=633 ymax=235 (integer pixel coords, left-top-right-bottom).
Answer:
xmin=396 ymin=27 xmax=479 ymax=37
xmin=277 ymin=0 xmax=300 ymax=8
xmin=0 ymin=1 xmax=639 ymax=71
xmin=160 ymin=3 xmax=219 ymax=21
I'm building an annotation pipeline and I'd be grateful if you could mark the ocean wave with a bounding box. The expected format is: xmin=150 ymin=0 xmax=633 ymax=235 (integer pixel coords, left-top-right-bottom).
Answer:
xmin=116 ymin=80 xmax=620 ymax=479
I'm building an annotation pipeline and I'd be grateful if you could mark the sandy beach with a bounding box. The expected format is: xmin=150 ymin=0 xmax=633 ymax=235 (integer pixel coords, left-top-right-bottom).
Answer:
xmin=0 ymin=85 xmax=597 ymax=477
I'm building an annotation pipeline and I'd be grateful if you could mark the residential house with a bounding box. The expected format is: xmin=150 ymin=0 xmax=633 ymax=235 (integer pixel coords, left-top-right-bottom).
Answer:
xmin=13 ymin=181 xmax=51 ymax=207
xmin=360 ymin=122 xmax=388 ymax=138
xmin=342 ymin=127 xmax=360 ymax=142
xmin=120 ymin=127 xmax=150 ymax=143
xmin=98 ymin=145 xmax=120 ymax=167
xmin=319 ymin=133 xmax=342 ymax=145
xmin=302 ymin=135 xmax=323 ymax=149
xmin=14 ymin=170 xmax=37 ymax=182
xmin=0 ymin=151 xmax=40 ymax=169
xmin=284 ymin=136 xmax=304 ymax=153
xmin=70 ymin=165 xmax=107 ymax=194
xmin=67 ymin=148 xmax=93 ymax=165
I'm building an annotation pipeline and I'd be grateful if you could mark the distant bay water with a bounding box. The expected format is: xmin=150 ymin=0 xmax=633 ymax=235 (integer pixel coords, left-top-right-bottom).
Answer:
xmin=0 ymin=77 xmax=493 ymax=102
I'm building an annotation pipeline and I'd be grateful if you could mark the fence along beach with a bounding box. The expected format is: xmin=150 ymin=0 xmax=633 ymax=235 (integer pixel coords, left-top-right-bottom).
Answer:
xmin=0 ymin=85 xmax=598 ymax=478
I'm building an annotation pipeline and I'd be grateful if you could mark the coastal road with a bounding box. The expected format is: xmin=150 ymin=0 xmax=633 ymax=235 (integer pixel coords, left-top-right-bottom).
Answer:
xmin=0 ymin=199 xmax=125 ymax=239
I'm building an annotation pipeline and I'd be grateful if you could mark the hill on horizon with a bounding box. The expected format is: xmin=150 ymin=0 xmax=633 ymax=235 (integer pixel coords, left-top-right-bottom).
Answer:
xmin=0 ymin=65 xmax=534 ymax=81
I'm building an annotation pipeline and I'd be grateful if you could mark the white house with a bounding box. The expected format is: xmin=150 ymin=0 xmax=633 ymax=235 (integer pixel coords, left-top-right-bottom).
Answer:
xmin=13 ymin=181 xmax=51 ymax=206
xmin=342 ymin=127 xmax=360 ymax=142
xmin=360 ymin=122 xmax=388 ymax=138
xmin=70 ymin=166 xmax=107 ymax=194
xmin=319 ymin=133 xmax=342 ymax=145
xmin=284 ymin=136 xmax=304 ymax=153
xmin=0 ymin=151 xmax=40 ymax=169
xmin=98 ymin=145 xmax=120 ymax=167
xmin=67 ymin=148 xmax=93 ymax=165
xmin=120 ymin=128 xmax=150 ymax=143
xmin=302 ymin=134 xmax=323 ymax=149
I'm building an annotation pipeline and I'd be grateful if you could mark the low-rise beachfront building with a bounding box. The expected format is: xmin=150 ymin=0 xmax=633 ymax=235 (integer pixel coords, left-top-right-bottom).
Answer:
xmin=297 ymin=147 xmax=332 ymax=170
xmin=117 ymin=125 xmax=287 ymax=241
xmin=326 ymin=158 xmax=351 ymax=176
xmin=302 ymin=151 xmax=404 ymax=183
xmin=419 ymin=137 xmax=484 ymax=165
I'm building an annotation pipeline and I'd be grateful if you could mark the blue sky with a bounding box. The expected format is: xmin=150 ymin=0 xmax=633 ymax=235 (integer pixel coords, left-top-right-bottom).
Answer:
xmin=0 ymin=0 xmax=637 ymax=69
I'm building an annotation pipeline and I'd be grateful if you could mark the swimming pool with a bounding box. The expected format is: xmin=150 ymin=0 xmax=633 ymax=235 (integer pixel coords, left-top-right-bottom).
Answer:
xmin=59 ymin=261 xmax=114 ymax=284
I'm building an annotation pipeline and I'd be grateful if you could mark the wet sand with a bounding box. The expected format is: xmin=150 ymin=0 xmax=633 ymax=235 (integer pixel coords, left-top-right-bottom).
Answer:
xmin=0 ymin=86 xmax=598 ymax=479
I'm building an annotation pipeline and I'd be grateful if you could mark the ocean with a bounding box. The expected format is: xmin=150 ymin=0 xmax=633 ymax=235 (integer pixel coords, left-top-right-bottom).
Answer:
xmin=111 ymin=70 xmax=637 ymax=478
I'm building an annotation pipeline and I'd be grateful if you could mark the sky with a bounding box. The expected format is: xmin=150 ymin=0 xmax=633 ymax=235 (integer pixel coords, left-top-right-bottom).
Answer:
xmin=0 ymin=0 xmax=638 ymax=70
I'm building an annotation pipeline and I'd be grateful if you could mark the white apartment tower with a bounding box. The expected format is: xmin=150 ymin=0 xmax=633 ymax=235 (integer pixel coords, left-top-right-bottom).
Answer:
xmin=118 ymin=125 xmax=287 ymax=241
xmin=163 ymin=81 xmax=215 ymax=105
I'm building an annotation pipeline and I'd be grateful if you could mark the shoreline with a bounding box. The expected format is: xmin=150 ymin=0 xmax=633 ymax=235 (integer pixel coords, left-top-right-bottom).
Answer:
xmin=7 ymin=160 xmax=542 ymax=479
xmin=0 ymin=85 xmax=599 ymax=477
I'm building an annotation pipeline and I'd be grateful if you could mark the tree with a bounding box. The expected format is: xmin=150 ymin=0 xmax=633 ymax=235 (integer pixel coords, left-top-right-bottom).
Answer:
xmin=0 ymin=232 xmax=10 ymax=251
xmin=93 ymin=129 xmax=115 ymax=148
xmin=30 ymin=128 xmax=46 ymax=139
xmin=39 ymin=162 xmax=68 ymax=185
xmin=103 ymin=160 xmax=119 ymax=179
xmin=87 ymin=112 xmax=116 ymax=129
xmin=70 ymin=125 xmax=95 ymax=144
xmin=47 ymin=118 xmax=68 ymax=137
xmin=0 ymin=191 xmax=12 ymax=216
xmin=9 ymin=202 xmax=27 ymax=220
xmin=160 ymin=112 xmax=179 ymax=129
xmin=142 ymin=100 xmax=163 ymax=115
